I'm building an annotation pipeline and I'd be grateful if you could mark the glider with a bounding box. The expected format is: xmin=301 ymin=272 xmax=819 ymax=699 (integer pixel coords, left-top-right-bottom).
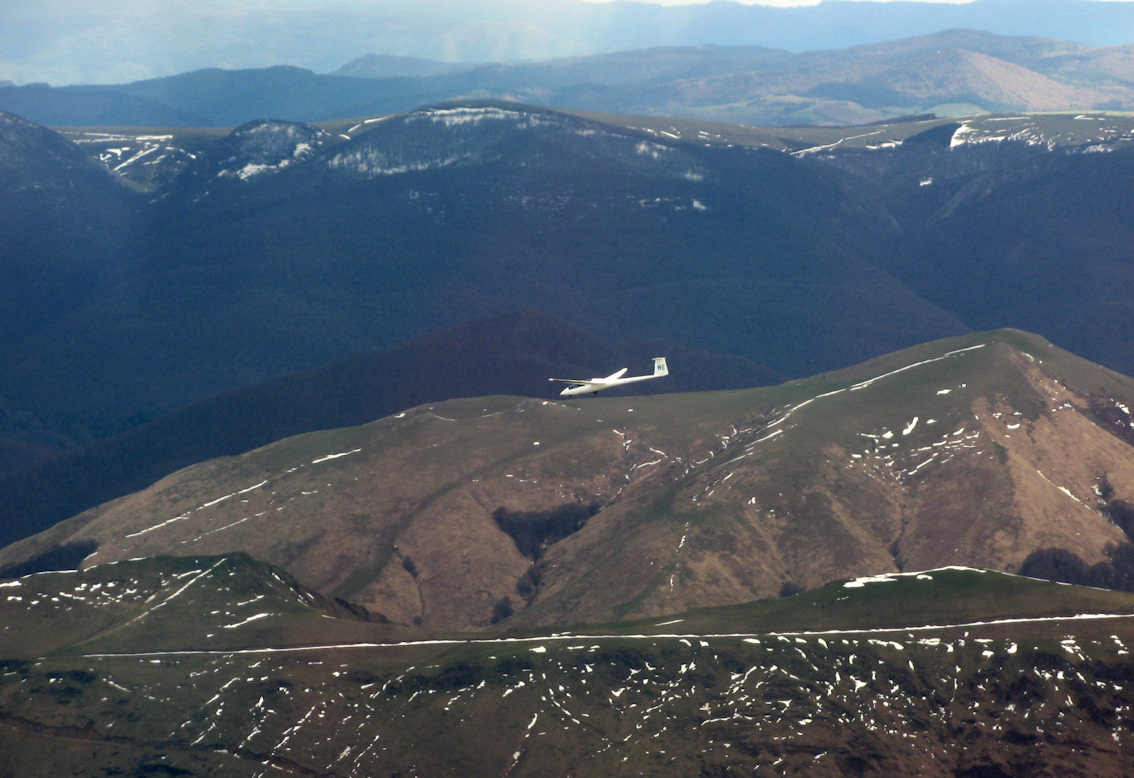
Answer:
xmin=550 ymin=357 xmax=669 ymax=397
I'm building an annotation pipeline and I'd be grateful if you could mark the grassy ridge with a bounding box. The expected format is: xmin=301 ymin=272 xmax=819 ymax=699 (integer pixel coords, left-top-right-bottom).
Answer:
xmin=8 ymin=327 xmax=1134 ymax=634
xmin=3 ymin=555 xmax=1133 ymax=777
xmin=5 ymin=555 xmax=1134 ymax=659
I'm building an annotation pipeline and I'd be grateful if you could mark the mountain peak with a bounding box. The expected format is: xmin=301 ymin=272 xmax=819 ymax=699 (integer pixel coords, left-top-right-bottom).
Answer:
xmin=325 ymin=99 xmax=716 ymax=188
xmin=214 ymin=119 xmax=333 ymax=181
xmin=0 ymin=110 xmax=107 ymax=180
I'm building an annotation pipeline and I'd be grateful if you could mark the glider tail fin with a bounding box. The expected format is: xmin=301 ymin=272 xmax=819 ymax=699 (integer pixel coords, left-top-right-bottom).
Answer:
xmin=653 ymin=357 xmax=668 ymax=377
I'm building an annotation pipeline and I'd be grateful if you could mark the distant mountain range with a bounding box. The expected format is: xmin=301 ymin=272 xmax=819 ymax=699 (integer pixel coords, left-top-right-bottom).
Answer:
xmin=4 ymin=30 xmax=1134 ymax=126
xmin=3 ymin=0 xmax=1134 ymax=86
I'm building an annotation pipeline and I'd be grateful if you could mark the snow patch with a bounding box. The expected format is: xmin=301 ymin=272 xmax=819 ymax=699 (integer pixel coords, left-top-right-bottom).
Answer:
xmin=312 ymin=448 xmax=362 ymax=464
xmin=221 ymin=613 xmax=273 ymax=630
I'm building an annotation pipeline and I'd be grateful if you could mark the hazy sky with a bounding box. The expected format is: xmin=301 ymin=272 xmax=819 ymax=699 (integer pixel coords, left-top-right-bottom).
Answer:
xmin=579 ymin=0 xmax=971 ymax=4
xmin=580 ymin=0 xmax=1118 ymax=3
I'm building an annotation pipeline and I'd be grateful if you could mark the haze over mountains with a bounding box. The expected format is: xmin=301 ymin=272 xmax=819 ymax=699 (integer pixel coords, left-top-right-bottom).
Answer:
xmin=6 ymin=29 xmax=1134 ymax=127
xmin=7 ymin=100 xmax=1134 ymax=426
xmin=4 ymin=0 xmax=1134 ymax=86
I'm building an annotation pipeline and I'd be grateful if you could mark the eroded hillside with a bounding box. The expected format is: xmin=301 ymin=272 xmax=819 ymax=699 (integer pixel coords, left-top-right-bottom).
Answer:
xmin=5 ymin=330 xmax=1134 ymax=632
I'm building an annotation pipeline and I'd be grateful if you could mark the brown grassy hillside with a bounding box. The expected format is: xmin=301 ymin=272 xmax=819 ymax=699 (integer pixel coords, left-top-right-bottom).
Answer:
xmin=5 ymin=330 xmax=1134 ymax=631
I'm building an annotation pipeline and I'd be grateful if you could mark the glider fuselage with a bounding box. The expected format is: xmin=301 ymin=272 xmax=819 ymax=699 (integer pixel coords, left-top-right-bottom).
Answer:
xmin=551 ymin=358 xmax=669 ymax=397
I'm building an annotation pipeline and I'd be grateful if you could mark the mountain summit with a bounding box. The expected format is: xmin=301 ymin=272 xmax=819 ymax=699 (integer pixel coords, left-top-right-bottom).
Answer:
xmin=6 ymin=329 xmax=1134 ymax=630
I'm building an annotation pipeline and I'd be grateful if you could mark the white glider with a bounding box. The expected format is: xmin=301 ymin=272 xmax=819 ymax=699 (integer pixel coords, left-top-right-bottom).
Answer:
xmin=550 ymin=357 xmax=669 ymax=397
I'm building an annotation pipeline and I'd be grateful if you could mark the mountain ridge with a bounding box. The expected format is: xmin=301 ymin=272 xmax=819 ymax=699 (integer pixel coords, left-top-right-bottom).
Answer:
xmin=5 ymin=30 xmax=1134 ymax=128
xmin=7 ymin=329 xmax=1134 ymax=632
xmin=0 ymin=103 xmax=966 ymax=440
xmin=5 ymin=0 xmax=1134 ymax=87
xmin=2 ymin=557 xmax=1132 ymax=776
xmin=5 ymin=328 xmax=1134 ymax=776
xmin=7 ymin=103 xmax=1134 ymax=480
xmin=0 ymin=311 xmax=781 ymax=549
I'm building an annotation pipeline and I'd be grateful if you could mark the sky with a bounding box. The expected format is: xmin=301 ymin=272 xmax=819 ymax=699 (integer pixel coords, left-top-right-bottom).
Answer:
xmin=579 ymin=0 xmax=970 ymax=4
xmin=572 ymin=0 xmax=1117 ymax=4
